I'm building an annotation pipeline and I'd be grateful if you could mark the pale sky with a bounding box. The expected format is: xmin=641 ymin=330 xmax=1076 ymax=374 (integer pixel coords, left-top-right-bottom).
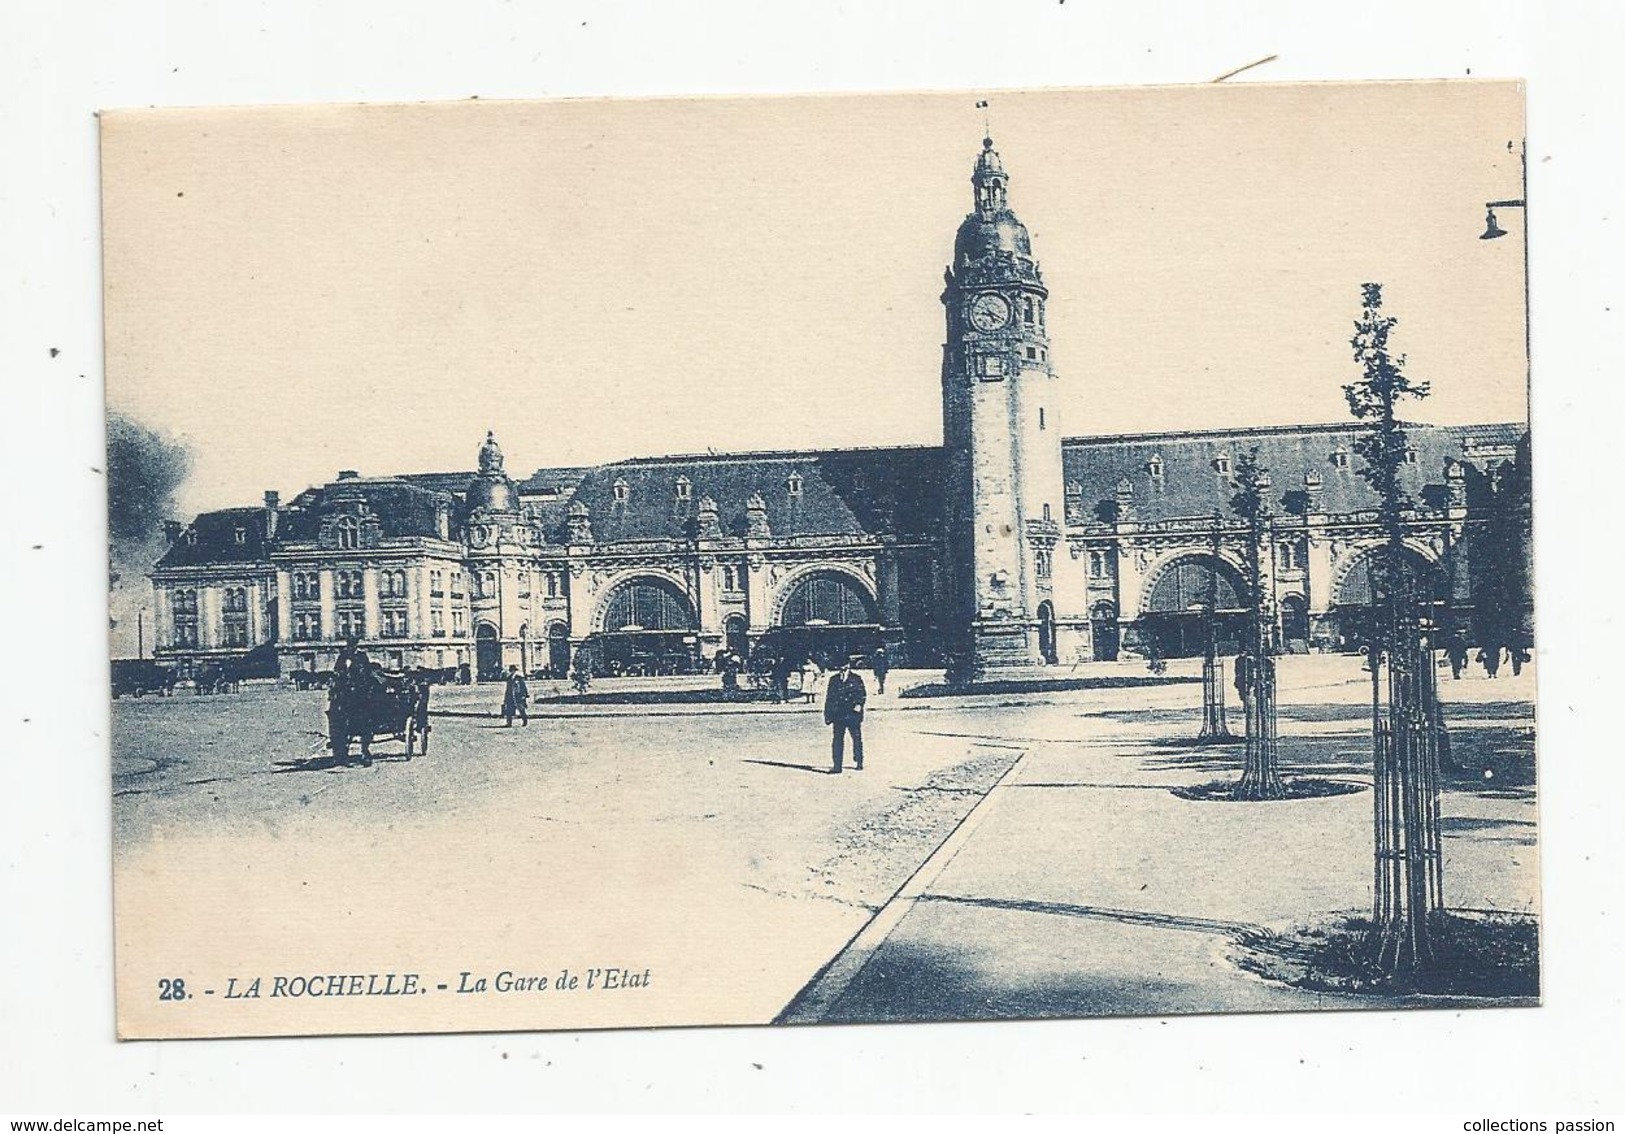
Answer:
xmin=101 ymin=81 xmax=1527 ymax=516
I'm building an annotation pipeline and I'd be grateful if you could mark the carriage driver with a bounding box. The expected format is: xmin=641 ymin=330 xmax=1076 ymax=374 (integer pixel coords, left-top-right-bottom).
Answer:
xmin=329 ymin=634 xmax=379 ymax=763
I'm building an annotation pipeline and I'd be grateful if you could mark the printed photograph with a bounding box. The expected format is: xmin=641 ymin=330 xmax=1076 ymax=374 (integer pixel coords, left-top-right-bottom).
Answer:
xmin=102 ymin=80 xmax=1536 ymax=1038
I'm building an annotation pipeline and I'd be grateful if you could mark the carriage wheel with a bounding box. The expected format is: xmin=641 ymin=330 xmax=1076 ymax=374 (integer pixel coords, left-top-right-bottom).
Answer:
xmin=419 ymin=719 xmax=430 ymax=755
xmin=404 ymin=718 xmax=416 ymax=760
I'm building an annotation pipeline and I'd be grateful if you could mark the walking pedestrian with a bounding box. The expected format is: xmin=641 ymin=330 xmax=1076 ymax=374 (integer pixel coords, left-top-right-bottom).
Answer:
xmin=1477 ymin=646 xmax=1502 ymax=679
xmin=570 ymin=650 xmax=593 ymax=695
xmin=770 ymin=652 xmax=795 ymax=703
xmin=1233 ymin=651 xmax=1253 ymax=706
xmin=1510 ymin=643 xmax=1530 ymax=677
xmin=501 ymin=665 xmax=529 ymax=726
xmin=824 ymin=656 xmax=867 ymax=774
xmin=1445 ymin=633 xmax=1468 ymax=680
xmin=872 ymin=645 xmax=890 ymax=695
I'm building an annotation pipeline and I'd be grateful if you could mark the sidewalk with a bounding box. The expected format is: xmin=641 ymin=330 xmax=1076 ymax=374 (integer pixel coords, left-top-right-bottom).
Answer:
xmin=783 ymin=656 xmax=1538 ymax=1022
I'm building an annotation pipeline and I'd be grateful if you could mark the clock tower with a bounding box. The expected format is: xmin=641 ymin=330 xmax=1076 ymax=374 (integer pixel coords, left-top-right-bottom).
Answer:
xmin=941 ymin=136 xmax=1083 ymax=678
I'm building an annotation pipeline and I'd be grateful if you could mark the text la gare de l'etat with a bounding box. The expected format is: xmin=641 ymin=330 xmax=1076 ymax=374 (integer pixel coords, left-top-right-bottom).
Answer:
xmin=218 ymin=967 xmax=651 ymax=999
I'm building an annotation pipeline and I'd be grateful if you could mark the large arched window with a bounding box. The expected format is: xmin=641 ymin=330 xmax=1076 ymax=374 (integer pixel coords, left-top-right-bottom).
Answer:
xmin=601 ymin=577 xmax=696 ymax=632
xmin=1334 ymin=546 xmax=1441 ymax=607
xmin=778 ymin=571 xmax=878 ymax=627
xmin=1142 ymin=555 xmax=1245 ymax=614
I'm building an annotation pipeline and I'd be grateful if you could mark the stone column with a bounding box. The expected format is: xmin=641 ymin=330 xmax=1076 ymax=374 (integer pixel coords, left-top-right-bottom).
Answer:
xmin=416 ymin=562 xmax=433 ymax=641
xmin=567 ymin=563 xmax=594 ymax=642
xmin=246 ymin=580 xmax=262 ymax=645
xmin=695 ymin=558 xmax=720 ymax=636
xmin=201 ymin=586 xmax=221 ymax=649
xmin=362 ymin=566 xmax=381 ymax=641
xmin=275 ymin=569 xmax=293 ymax=642
xmin=745 ymin=551 xmax=770 ymax=632
xmin=877 ymin=551 xmax=901 ymax=628
xmin=318 ymin=568 xmax=336 ymax=642
xmin=1305 ymin=531 xmax=1336 ymax=616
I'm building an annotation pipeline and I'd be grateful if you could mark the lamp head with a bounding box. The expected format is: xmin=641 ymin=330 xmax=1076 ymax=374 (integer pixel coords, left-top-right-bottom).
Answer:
xmin=1480 ymin=207 xmax=1508 ymax=240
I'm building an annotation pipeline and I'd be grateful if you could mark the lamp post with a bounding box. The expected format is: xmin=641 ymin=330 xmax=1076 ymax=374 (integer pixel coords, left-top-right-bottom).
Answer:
xmin=1479 ymin=138 xmax=1531 ymax=395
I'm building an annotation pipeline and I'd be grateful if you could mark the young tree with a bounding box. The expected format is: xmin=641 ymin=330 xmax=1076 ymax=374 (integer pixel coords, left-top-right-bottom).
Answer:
xmin=1196 ymin=510 xmax=1237 ymax=743
xmin=1345 ymin=282 xmax=1446 ymax=972
xmin=1230 ymin=448 xmax=1284 ymax=799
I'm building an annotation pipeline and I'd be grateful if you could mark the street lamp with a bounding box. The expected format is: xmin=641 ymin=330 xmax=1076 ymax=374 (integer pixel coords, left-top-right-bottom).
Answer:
xmin=1478 ymin=138 xmax=1531 ymax=394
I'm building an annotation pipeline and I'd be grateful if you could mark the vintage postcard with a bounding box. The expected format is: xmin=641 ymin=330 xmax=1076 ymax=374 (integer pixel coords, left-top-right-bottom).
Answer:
xmin=103 ymin=80 xmax=1536 ymax=1039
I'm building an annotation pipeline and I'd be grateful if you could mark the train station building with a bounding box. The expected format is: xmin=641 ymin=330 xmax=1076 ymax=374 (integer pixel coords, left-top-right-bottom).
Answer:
xmin=147 ymin=136 xmax=1526 ymax=682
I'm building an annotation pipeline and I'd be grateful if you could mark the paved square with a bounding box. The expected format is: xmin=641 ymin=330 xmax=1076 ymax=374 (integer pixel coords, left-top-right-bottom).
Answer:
xmin=111 ymin=654 xmax=1536 ymax=1035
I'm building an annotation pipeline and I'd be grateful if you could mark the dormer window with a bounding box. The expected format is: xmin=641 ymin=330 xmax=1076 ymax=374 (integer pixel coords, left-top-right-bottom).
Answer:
xmin=787 ymin=472 xmax=803 ymax=498
xmin=336 ymin=516 xmax=359 ymax=549
xmin=1403 ymin=447 xmax=1419 ymax=465
xmin=674 ymin=476 xmax=692 ymax=501
xmin=233 ymin=527 xmax=246 ymax=545
xmin=612 ymin=478 xmax=630 ymax=504
xmin=184 ymin=529 xmax=197 ymax=545
xmin=1332 ymin=447 xmax=1351 ymax=470
xmin=1148 ymin=455 xmax=1164 ymax=480
xmin=1213 ymin=454 xmax=1232 ymax=476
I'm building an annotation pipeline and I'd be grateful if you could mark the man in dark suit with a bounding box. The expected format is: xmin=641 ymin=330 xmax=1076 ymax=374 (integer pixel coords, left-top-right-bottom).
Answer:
xmin=501 ymin=665 xmax=529 ymax=727
xmin=824 ymin=656 xmax=867 ymax=774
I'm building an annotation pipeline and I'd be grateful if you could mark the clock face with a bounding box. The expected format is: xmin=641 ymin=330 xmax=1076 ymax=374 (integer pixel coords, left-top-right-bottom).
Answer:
xmin=968 ymin=293 xmax=1011 ymax=331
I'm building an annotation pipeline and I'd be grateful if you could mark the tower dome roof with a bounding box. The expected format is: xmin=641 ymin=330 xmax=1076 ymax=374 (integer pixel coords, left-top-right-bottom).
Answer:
xmin=954 ymin=209 xmax=1033 ymax=266
xmin=465 ymin=430 xmax=517 ymax=513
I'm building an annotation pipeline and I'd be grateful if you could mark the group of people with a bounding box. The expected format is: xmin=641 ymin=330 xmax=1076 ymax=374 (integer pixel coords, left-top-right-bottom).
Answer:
xmin=1441 ymin=634 xmax=1532 ymax=680
xmin=499 ymin=643 xmax=892 ymax=776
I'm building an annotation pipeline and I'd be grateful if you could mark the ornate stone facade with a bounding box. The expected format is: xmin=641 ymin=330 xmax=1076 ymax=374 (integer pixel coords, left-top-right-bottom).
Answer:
xmin=147 ymin=139 xmax=1526 ymax=681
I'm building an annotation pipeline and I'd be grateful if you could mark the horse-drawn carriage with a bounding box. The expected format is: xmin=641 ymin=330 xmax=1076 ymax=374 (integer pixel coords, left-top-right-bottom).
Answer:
xmin=327 ymin=668 xmax=431 ymax=766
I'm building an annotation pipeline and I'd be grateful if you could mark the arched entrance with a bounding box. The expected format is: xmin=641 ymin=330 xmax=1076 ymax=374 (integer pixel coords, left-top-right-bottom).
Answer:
xmin=474 ymin=621 xmax=502 ymax=681
xmin=723 ymin=613 xmax=750 ymax=660
xmin=547 ymin=621 xmax=570 ymax=677
xmin=773 ymin=569 xmax=881 ymax=668
xmin=590 ymin=575 xmax=698 ymax=676
xmin=1280 ymin=594 xmax=1310 ymax=652
xmin=1329 ymin=546 xmax=1443 ymax=652
xmin=1037 ymin=600 xmax=1057 ymax=665
xmin=1138 ymin=554 xmax=1247 ymax=658
xmin=1091 ymin=601 xmax=1120 ymax=662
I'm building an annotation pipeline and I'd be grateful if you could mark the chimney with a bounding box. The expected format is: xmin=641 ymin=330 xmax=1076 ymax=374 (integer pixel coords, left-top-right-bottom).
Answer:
xmin=435 ymin=500 xmax=452 ymax=541
xmin=337 ymin=469 xmax=359 ymax=481
xmin=264 ymin=490 xmax=280 ymax=540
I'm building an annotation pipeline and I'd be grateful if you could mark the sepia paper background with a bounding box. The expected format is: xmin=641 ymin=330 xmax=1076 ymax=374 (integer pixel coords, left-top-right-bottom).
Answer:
xmin=9 ymin=0 xmax=1620 ymax=1112
xmin=103 ymin=80 xmax=1531 ymax=1040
